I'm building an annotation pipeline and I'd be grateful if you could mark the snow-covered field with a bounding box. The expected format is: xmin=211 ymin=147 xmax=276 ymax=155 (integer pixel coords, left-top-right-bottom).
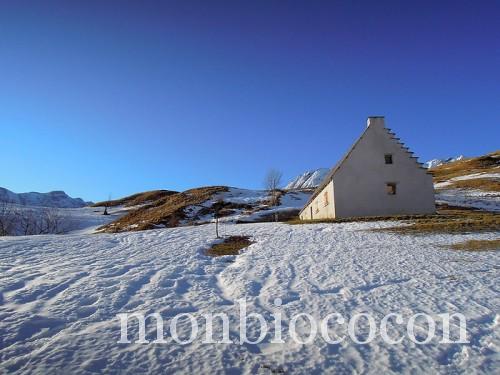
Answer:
xmin=1 ymin=221 xmax=498 ymax=374
xmin=434 ymin=171 xmax=500 ymax=212
xmin=436 ymin=190 xmax=500 ymax=212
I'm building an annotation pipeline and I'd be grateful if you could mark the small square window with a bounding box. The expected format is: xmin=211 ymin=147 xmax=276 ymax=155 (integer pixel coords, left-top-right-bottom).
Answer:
xmin=385 ymin=154 xmax=393 ymax=164
xmin=386 ymin=183 xmax=397 ymax=195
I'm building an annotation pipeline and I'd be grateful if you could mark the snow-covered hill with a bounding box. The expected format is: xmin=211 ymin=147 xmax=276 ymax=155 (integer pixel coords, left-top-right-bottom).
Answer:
xmin=184 ymin=188 xmax=312 ymax=225
xmin=0 ymin=187 xmax=90 ymax=208
xmin=424 ymin=155 xmax=464 ymax=169
xmin=432 ymin=151 xmax=500 ymax=211
xmin=285 ymin=168 xmax=329 ymax=190
xmin=100 ymin=187 xmax=313 ymax=232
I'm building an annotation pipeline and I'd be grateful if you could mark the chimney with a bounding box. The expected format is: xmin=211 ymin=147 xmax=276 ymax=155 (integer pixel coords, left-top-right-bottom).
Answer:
xmin=367 ymin=116 xmax=385 ymax=128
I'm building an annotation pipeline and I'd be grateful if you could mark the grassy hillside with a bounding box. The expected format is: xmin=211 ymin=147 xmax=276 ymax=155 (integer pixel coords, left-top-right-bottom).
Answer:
xmin=430 ymin=150 xmax=500 ymax=184
xmin=91 ymin=190 xmax=178 ymax=208
xmin=99 ymin=186 xmax=228 ymax=232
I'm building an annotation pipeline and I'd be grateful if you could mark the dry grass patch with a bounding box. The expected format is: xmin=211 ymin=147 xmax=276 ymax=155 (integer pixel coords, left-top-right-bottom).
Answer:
xmin=206 ymin=236 xmax=254 ymax=257
xmin=287 ymin=208 xmax=499 ymax=235
xmin=447 ymin=239 xmax=500 ymax=251
xmin=446 ymin=178 xmax=500 ymax=192
xmin=430 ymin=150 xmax=500 ymax=183
xmin=92 ymin=190 xmax=178 ymax=207
xmin=99 ymin=186 xmax=228 ymax=233
xmin=378 ymin=210 xmax=500 ymax=234
xmin=287 ymin=214 xmax=431 ymax=225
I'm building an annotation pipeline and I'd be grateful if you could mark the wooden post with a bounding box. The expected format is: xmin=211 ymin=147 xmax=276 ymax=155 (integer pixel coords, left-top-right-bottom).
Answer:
xmin=213 ymin=200 xmax=225 ymax=239
xmin=215 ymin=213 xmax=219 ymax=238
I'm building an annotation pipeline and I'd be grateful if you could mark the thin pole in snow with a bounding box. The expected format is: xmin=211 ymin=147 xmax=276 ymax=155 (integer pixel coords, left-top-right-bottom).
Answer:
xmin=215 ymin=214 xmax=220 ymax=238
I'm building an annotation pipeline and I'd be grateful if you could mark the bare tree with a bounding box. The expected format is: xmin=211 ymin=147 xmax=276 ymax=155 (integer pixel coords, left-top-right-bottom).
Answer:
xmin=40 ymin=208 xmax=66 ymax=234
xmin=0 ymin=202 xmax=70 ymax=236
xmin=17 ymin=209 xmax=36 ymax=235
xmin=264 ymin=169 xmax=283 ymax=206
xmin=15 ymin=207 xmax=67 ymax=235
xmin=0 ymin=201 xmax=16 ymax=236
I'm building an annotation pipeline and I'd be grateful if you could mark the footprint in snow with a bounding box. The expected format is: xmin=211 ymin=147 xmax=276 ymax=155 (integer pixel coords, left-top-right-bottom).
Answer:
xmin=340 ymin=287 xmax=353 ymax=301
xmin=79 ymin=295 xmax=99 ymax=306
xmin=76 ymin=305 xmax=98 ymax=318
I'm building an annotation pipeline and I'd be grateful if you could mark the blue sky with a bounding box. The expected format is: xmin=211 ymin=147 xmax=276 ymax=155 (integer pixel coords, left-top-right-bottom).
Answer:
xmin=1 ymin=1 xmax=499 ymax=201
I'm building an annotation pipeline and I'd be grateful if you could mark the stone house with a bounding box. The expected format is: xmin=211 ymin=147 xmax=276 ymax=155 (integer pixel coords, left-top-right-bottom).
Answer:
xmin=299 ymin=117 xmax=435 ymax=220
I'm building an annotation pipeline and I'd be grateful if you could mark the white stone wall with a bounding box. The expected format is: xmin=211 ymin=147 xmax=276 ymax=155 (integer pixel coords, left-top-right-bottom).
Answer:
xmin=299 ymin=179 xmax=335 ymax=220
xmin=332 ymin=119 xmax=435 ymax=218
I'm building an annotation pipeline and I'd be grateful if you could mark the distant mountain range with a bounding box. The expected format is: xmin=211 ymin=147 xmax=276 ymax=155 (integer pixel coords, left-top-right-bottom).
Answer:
xmin=0 ymin=187 xmax=91 ymax=208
